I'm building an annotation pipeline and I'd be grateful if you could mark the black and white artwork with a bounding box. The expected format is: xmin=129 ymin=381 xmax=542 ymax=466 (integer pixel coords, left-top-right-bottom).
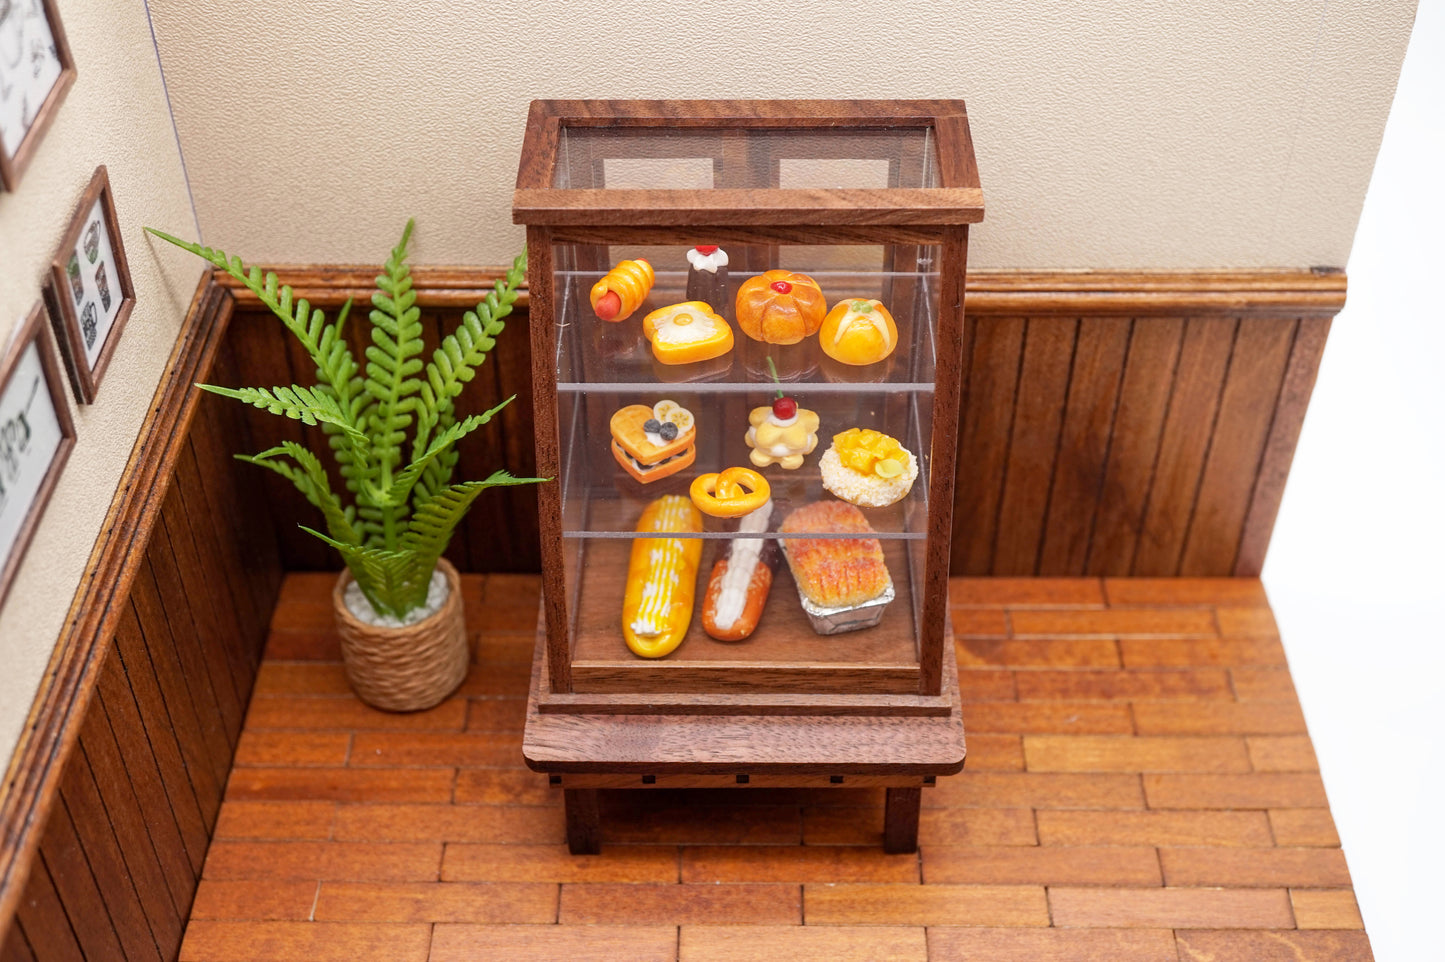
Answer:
xmin=0 ymin=305 xmax=73 ymax=605
xmin=0 ymin=0 xmax=64 ymax=162
xmin=65 ymin=198 xmax=123 ymax=367
xmin=46 ymin=166 xmax=135 ymax=403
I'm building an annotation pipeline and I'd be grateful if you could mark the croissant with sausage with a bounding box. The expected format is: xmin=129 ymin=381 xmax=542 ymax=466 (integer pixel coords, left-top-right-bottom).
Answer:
xmin=591 ymin=258 xmax=655 ymax=321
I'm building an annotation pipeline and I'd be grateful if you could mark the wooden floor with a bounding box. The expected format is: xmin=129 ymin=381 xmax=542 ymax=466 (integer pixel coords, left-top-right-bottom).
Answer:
xmin=178 ymin=575 xmax=1373 ymax=962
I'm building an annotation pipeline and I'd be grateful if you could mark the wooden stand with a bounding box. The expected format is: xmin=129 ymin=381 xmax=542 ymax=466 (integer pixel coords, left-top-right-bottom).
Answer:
xmin=523 ymin=604 xmax=967 ymax=853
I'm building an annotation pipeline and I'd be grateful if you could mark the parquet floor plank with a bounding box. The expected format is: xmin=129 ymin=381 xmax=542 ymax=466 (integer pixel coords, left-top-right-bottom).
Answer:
xmin=174 ymin=575 xmax=1374 ymax=961
xmin=559 ymin=882 xmax=801 ymax=925
xmin=927 ymin=927 xmax=1177 ymax=961
xmin=430 ymin=924 xmax=676 ymax=962
xmin=680 ymin=925 xmax=926 ymax=962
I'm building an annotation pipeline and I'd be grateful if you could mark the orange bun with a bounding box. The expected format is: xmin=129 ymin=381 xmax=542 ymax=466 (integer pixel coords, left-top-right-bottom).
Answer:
xmin=820 ymin=298 xmax=898 ymax=365
xmin=734 ymin=270 xmax=826 ymax=344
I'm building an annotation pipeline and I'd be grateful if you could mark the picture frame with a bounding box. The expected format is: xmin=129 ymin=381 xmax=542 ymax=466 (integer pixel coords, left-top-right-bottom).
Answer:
xmin=0 ymin=302 xmax=75 ymax=608
xmin=44 ymin=166 xmax=136 ymax=404
xmin=0 ymin=0 xmax=76 ymax=191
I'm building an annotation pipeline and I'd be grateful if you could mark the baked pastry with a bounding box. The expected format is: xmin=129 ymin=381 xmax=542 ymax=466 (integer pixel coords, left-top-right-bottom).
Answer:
xmin=622 ymin=495 xmax=703 ymax=658
xmin=642 ymin=301 xmax=735 ymax=365
xmin=610 ymin=401 xmax=697 ymax=483
xmin=701 ymin=500 xmax=777 ymax=641
xmin=820 ymin=298 xmax=898 ymax=365
xmin=591 ymin=258 xmax=654 ymax=321
xmin=779 ymin=501 xmax=891 ymax=610
xmin=690 ymin=467 xmax=771 ymax=519
xmin=734 ymin=270 xmax=826 ymax=344
xmin=685 ymin=245 xmax=729 ymax=310
xmin=819 ymin=428 xmax=918 ymax=507
xmin=745 ymin=396 xmax=819 ymax=470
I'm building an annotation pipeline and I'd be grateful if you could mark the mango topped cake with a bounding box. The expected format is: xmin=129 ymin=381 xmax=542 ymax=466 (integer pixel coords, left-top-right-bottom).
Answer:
xmin=818 ymin=427 xmax=918 ymax=507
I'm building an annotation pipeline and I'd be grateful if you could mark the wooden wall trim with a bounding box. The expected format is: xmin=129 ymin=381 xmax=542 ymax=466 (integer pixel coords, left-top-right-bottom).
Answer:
xmin=216 ymin=265 xmax=528 ymax=310
xmin=964 ymin=269 xmax=1347 ymax=316
xmin=215 ymin=265 xmax=1345 ymax=318
xmin=0 ymin=276 xmax=233 ymax=940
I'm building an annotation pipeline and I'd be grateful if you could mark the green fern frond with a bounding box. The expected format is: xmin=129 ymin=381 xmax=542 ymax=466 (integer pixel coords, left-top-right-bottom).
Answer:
xmin=414 ymin=251 xmax=527 ymax=457
xmin=146 ymin=228 xmax=365 ymax=420
xmin=301 ymin=528 xmax=427 ymax=617
xmin=363 ymin=220 xmax=428 ymax=549
xmin=198 ymin=383 xmax=370 ymax=444
xmin=238 ymin=443 xmax=361 ymax=546
xmin=401 ymin=472 xmax=548 ymax=579
xmin=367 ymin=396 xmax=517 ymax=509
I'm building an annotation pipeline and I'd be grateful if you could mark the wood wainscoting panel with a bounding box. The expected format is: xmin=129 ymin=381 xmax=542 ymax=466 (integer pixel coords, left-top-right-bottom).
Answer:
xmin=0 ymin=276 xmax=284 ymax=961
xmin=955 ymin=271 xmax=1344 ymax=576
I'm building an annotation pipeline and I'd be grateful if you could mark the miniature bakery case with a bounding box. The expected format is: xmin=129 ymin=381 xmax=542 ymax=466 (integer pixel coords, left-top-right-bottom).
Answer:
xmin=514 ymin=100 xmax=982 ymax=721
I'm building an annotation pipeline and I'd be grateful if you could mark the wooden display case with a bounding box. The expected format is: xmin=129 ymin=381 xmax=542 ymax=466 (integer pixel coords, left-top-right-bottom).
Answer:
xmin=514 ymin=100 xmax=983 ymax=852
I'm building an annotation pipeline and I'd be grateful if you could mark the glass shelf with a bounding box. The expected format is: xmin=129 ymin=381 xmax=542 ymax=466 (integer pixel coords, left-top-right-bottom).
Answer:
xmin=553 ymin=267 xmax=940 ymax=390
xmin=557 ymin=388 xmax=933 ymax=540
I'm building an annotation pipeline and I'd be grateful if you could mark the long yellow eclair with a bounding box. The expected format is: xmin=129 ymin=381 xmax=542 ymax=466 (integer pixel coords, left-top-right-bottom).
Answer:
xmin=591 ymin=258 xmax=655 ymax=321
xmin=621 ymin=495 xmax=703 ymax=658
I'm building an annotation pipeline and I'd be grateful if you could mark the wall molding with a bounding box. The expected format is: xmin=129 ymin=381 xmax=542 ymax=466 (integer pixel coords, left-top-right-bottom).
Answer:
xmin=214 ymin=265 xmax=1348 ymax=316
xmin=965 ymin=269 xmax=1346 ymax=316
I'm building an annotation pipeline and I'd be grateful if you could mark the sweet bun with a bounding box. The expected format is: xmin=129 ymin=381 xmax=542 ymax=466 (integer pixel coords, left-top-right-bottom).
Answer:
xmin=734 ymin=270 xmax=826 ymax=344
xmin=820 ymin=298 xmax=898 ymax=365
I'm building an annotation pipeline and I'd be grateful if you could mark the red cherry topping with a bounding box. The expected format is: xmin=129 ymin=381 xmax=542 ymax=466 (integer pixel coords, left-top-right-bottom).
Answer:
xmin=770 ymin=280 xmax=793 ymax=294
xmin=772 ymin=396 xmax=798 ymax=420
xmin=695 ymin=245 xmax=718 ymax=254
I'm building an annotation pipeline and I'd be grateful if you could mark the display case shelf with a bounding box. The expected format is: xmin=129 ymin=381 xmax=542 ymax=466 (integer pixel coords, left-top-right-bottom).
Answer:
xmin=562 ymin=535 xmax=921 ymax=695
xmin=557 ymin=389 xmax=934 ymax=540
xmin=554 ymin=267 xmax=941 ymax=390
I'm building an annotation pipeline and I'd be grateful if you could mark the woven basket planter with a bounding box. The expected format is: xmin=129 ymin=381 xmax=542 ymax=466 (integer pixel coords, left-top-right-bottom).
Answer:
xmin=332 ymin=557 xmax=469 ymax=712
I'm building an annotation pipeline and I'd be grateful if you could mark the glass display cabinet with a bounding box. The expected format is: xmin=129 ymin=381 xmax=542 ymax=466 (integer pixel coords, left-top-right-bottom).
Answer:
xmin=514 ymin=100 xmax=983 ymax=853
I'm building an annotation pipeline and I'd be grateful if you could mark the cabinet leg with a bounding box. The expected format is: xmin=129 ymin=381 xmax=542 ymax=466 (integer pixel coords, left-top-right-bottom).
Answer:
xmin=883 ymin=787 xmax=922 ymax=854
xmin=564 ymin=789 xmax=601 ymax=854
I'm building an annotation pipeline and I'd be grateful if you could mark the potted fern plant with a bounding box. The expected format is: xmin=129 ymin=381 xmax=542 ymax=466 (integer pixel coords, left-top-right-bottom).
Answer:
xmin=146 ymin=220 xmax=544 ymax=711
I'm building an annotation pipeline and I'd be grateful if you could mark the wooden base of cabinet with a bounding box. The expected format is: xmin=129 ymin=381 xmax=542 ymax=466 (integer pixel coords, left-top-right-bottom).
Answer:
xmin=523 ymin=601 xmax=967 ymax=853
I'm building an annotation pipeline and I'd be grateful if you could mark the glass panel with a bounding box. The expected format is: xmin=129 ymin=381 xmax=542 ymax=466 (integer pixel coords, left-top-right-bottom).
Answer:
xmin=553 ymin=126 xmax=939 ymax=191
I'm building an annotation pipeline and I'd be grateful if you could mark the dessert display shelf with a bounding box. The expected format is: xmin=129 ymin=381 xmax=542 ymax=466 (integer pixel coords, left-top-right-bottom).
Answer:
xmin=515 ymin=100 xmax=982 ymax=853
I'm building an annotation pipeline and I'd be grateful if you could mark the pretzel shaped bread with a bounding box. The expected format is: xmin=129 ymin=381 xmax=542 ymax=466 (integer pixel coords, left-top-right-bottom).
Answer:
xmin=689 ymin=467 xmax=771 ymax=518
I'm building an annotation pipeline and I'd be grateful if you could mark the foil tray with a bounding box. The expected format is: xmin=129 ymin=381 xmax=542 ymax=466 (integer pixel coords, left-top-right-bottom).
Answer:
xmin=795 ymin=579 xmax=896 ymax=635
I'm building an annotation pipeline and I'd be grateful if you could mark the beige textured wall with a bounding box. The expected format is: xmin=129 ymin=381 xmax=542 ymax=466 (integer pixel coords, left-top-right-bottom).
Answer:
xmin=0 ymin=1 xmax=201 ymax=777
xmin=146 ymin=0 xmax=1415 ymax=269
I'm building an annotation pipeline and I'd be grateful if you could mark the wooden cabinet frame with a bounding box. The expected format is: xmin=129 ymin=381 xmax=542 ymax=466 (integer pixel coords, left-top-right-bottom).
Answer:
xmin=514 ymin=100 xmax=982 ymax=851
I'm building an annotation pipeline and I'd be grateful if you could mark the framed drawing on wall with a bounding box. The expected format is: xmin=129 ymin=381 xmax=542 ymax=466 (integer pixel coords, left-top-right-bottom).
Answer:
xmin=0 ymin=302 xmax=75 ymax=608
xmin=0 ymin=0 xmax=76 ymax=191
xmin=44 ymin=166 xmax=136 ymax=403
